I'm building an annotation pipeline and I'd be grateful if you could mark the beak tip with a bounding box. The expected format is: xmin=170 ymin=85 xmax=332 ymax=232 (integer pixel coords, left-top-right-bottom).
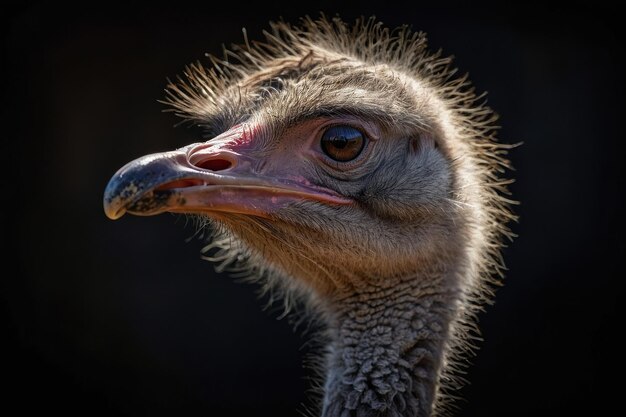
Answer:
xmin=103 ymin=176 xmax=131 ymax=220
xmin=103 ymin=195 xmax=127 ymax=220
xmin=104 ymin=206 xmax=125 ymax=220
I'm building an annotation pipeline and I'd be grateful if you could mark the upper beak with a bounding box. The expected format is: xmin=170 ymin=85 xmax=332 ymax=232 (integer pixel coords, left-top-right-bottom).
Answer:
xmin=103 ymin=126 xmax=351 ymax=220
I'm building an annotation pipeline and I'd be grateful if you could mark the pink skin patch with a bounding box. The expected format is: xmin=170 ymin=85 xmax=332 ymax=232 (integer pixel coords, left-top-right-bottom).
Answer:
xmin=287 ymin=175 xmax=313 ymax=186
xmin=185 ymin=123 xmax=265 ymax=172
xmin=196 ymin=123 xmax=262 ymax=152
xmin=233 ymin=123 xmax=263 ymax=149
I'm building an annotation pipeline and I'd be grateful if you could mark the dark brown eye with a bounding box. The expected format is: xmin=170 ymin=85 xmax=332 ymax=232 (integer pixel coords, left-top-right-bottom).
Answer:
xmin=320 ymin=126 xmax=365 ymax=162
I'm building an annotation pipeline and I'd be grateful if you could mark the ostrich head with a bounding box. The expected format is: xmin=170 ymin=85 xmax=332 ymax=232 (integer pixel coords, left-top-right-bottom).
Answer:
xmin=104 ymin=16 xmax=515 ymax=417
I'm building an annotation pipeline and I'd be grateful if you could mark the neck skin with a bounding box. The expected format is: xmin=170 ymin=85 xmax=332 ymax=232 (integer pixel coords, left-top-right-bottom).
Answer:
xmin=320 ymin=274 xmax=458 ymax=417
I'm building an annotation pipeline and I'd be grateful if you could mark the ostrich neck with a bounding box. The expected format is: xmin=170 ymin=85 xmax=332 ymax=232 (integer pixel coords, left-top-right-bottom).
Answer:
xmin=321 ymin=274 xmax=457 ymax=417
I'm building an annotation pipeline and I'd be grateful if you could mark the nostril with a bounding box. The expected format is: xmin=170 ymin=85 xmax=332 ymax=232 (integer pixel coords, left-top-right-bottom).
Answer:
xmin=194 ymin=158 xmax=232 ymax=172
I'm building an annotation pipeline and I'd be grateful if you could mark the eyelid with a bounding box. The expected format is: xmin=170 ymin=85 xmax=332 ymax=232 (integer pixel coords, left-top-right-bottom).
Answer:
xmin=316 ymin=118 xmax=379 ymax=141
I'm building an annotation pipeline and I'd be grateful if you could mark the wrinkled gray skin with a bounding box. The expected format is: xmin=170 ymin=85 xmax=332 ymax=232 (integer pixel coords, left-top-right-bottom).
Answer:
xmin=104 ymin=17 xmax=514 ymax=417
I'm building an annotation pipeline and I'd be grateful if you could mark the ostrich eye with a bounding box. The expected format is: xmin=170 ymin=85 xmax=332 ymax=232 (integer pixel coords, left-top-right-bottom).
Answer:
xmin=320 ymin=126 xmax=365 ymax=162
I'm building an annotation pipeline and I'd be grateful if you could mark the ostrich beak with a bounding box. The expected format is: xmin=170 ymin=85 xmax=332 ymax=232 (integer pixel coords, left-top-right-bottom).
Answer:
xmin=103 ymin=125 xmax=351 ymax=220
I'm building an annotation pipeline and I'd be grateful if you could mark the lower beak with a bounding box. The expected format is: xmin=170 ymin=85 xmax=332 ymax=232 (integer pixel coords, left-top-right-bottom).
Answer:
xmin=103 ymin=146 xmax=351 ymax=220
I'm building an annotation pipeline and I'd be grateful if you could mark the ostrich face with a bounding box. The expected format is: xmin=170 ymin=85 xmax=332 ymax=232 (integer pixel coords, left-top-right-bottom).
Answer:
xmin=105 ymin=55 xmax=459 ymax=295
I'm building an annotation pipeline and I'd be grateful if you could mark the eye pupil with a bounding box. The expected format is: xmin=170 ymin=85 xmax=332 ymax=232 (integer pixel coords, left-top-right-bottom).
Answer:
xmin=321 ymin=126 xmax=365 ymax=162
xmin=332 ymin=136 xmax=348 ymax=149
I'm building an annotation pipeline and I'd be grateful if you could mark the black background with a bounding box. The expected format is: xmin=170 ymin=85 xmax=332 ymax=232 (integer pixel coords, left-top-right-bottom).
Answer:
xmin=4 ymin=1 xmax=623 ymax=416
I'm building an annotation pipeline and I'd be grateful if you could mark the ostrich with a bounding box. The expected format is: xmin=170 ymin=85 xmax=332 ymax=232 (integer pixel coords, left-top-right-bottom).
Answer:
xmin=103 ymin=16 xmax=515 ymax=417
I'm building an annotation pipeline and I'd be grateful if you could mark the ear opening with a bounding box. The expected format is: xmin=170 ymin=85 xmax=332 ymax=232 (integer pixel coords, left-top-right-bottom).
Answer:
xmin=410 ymin=137 xmax=420 ymax=154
